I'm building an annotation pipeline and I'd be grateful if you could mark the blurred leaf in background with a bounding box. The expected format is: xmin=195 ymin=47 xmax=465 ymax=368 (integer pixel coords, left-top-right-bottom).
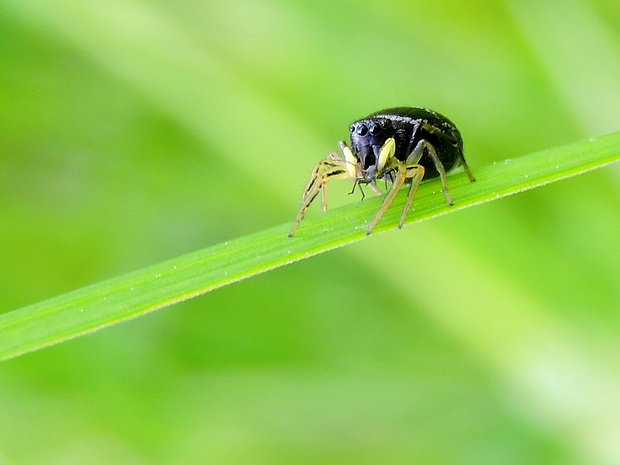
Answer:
xmin=0 ymin=0 xmax=619 ymax=464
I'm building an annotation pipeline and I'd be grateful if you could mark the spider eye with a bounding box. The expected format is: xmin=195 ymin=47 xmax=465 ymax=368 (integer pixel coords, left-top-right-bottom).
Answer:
xmin=355 ymin=124 xmax=368 ymax=136
xmin=369 ymin=123 xmax=381 ymax=136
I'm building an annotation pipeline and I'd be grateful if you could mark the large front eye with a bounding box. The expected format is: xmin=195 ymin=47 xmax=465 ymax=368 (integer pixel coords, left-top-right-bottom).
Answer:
xmin=355 ymin=124 xmax=368 ymax=136
xmin=369 ymin=122 xmax=381 ymax=136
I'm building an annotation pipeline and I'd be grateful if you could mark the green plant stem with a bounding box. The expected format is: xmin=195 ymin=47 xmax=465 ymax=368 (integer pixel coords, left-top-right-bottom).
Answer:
xmin=1 ymin=132 xmax=619 ymax=360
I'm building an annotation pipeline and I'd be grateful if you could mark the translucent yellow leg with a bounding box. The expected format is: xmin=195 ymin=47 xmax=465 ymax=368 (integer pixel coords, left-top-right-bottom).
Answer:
xmin=405 ymin=138 xmax=454 ymax=206
xmin=288 ymin=159 xmax=348 ymax=237
xmin=420 ymin=122 xmax=475 ymax=183
xmin=366 ymin=164 xmax=407 ymax=235
xmin=398 ymin=165 xmax=425 ymax=229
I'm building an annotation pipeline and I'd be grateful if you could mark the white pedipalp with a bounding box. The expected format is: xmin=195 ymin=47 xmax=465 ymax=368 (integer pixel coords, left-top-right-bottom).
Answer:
xmin=338 ymin=142 xmax=359 ymax=180
xmin=377 ymin=137 xmax=396 ymax=172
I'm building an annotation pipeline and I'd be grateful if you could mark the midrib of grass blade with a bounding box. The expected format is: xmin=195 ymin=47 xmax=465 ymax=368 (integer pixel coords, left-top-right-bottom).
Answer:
xmin=1 ymin=131 xmax=619 ymax=360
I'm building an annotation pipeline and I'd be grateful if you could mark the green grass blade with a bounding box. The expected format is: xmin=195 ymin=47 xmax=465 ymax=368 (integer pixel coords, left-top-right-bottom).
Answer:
xmin=1 ymin=132 xmax=619 ymax=360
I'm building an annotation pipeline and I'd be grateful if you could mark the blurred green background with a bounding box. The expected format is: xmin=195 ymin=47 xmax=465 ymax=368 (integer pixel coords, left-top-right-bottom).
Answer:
xmin=1 ymin=0 xmax=620 ymax=463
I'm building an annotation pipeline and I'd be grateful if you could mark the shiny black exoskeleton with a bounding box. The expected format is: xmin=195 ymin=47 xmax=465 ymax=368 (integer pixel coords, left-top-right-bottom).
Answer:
xmin=289 ymin=107 xmax=475 ymax=237
xmin=349 ymin=107 xmax=464 ymax=183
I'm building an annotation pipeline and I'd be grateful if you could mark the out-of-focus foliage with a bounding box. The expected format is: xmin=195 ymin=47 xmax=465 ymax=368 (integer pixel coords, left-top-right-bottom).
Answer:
xmin=0 ymin=0 xmax=619 ymax=464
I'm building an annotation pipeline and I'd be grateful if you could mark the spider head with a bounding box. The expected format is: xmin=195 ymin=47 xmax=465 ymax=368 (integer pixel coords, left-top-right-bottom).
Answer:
xmin=349 ymin=120 xmax=395 ymax=183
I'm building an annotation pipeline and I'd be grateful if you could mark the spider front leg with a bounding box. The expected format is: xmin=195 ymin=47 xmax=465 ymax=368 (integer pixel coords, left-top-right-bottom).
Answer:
xmin=288 ymin=148 xmax=356 ymax=237
xmin=365 ymin=161 xmax=426 ymax=235
xmin=398 ymin=164 xmax=425 ymax=229
xmin=366 ymin=163 xmax=407 ymax=235
xmin=364 ymin=137 xmax=400 ymax=235
xmin=366 ymin=136 xmax=434 ymax=234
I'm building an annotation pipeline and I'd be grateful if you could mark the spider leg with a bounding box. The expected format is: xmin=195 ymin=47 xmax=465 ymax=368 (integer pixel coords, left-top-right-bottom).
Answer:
xmin=421 ymin=123 xmax=475 ymax=182
xmin=368 ymin=183 xmax=383 ymax=196
xmin=406 ymin=137 xmax=453 ymax=206
xmin=398 ymin=164 xmax=425 ymax=229
xmin=288 ymin=157 xmax=349 ymax=237
xmin=457 ymin=147 xmax=476 ymax=182
xmin=366 ymin=163 xmax=407 ymax=235
xmin=423 ymin=141 xmax=453 ymax=206
xmin=320 ymin=179 xmax=328 ymax=212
